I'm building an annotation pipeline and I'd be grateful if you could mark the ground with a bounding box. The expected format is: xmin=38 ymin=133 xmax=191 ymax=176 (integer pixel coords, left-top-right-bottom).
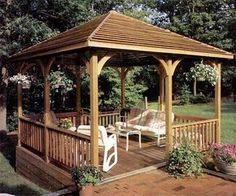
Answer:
xmin=0 ymin=131 xmax=48 ymax=195
xmin=95 ymin=169 xmax=236 ymax=196
xmin=0 ymin=102 xmax=235 ymax=195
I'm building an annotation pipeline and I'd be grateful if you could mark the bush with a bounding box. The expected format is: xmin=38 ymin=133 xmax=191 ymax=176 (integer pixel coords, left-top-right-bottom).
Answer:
xmin=167 ymin=140 xmax=203 ymax=177
xmin=7 ymin=111 xmax=18 ymax=132
xmin=179 ymin=84 xmax=191 ymax=105
xmin=71 ymin=166 xmax=103 ymax=187
xmin=190 ymin=94 xmax=210 ymax=104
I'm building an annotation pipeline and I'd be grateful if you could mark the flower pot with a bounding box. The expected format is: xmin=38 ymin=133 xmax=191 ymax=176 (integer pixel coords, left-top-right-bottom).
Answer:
xmin=79 ymin=184 xmax=94 ymax=196
xmin=215 ymin=159 xmax=236 ymax=175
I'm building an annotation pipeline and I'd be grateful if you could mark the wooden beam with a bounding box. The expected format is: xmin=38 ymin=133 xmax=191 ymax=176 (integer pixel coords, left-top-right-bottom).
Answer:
xmin=89 ymin=53 xmax=99 ymax=167
xmin=89 ymin=41 xmax=234 ymax=59
xmin=155 ymin=57 xmax=182 ymax=156
xmin=17 ymin=83 xmax=22 ymax=147
xmin=165 ymin=70 xmax=173 ymax=155
xmin=160 ymin=75 xmax=165 ymax=111
xmin=156 ymin=65 xmax=166 ymax=111
xmin=40 ymin=57 xmax=55 ymax=163
xmin=213 ymin=62 xmax=221 ymax=143
xmin=97 ymin=53 xmax=115 ymax=75
xmin=76 ymin=67 xmax=81 ymax=126
xmin=120 ymin=68 xmax=129 ymax=108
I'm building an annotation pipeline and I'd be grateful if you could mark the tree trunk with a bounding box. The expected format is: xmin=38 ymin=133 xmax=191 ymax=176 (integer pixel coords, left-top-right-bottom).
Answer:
xmin=193 ymin=78 xmax=197 ymax=96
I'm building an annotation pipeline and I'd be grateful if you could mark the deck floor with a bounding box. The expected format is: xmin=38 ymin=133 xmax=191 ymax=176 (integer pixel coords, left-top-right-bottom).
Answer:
xmin=100 ymin=135 xmax=165 ymax=178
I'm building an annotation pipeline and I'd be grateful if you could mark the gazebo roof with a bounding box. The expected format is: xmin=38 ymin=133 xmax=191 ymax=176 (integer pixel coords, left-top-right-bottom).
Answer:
xmin=12 ymin=11 xmax=233 ymax=61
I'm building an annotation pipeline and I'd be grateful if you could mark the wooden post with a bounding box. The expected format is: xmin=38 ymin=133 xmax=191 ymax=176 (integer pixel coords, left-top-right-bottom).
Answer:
xmin=43 ymin=73 xmax=50 ymax=162
xmin=40 ymin=58 xmax=54 ymax=163
xmin=120 ymin=68 xmax=126 ymax=108
xmin=160 ymin=75 xmax=165 ymax=111
xmin=193 ymin=78 xmax=197 ymax=96
xmin=89 ymin=53 xmax=99 ymax=167
xmin=165 ymin=72 xmax=173 ymax=154
xmin=76 ymin=67 xmax=81 ymax=126
xmin=153 ymin=56 xmax=181 ymax=156
xmin=17 ymin=83 xmax=23 ymax=147
xmin=214 ymin=63 xmax=221 ymax=143
xmin=144 ymin=97 xmax=148 ymax=109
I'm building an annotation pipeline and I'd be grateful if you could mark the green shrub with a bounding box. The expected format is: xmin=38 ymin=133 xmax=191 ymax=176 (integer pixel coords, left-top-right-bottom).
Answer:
xmin=71 ymin=166 xmax=103 ymax=187
xmin=7 ymin=111 xmax=18 ymax=132
xmin=179 ymin=84 xmax=191 ymax=105
xmin=167 ymin=140 xmax=203 ymax=177
xmin=190 ymin=94 xmax=210 ymax=104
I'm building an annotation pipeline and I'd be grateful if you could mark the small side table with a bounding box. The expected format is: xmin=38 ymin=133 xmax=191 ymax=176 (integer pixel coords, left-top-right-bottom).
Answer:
xmin=107 ymin=125 xmax=142 ymax=151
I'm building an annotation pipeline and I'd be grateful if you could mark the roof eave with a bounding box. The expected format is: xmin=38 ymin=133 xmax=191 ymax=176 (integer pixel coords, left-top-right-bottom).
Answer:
xmin=88 ymin=41 xmax=234 ymax=60
xmin=10 ymin=41 xmax=89 ymax=61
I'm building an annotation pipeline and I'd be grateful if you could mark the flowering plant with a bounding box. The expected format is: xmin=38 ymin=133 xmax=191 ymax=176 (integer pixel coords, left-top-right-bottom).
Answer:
xmin=48 ymin=70 xmax=73 ymax=93
xmin=186 ymin=61 xmax=218 ymax=86
xmin=59 ymin=118 xmax=73 ymax=129
xmin=211 ymin=144 xmax=236 ymax=165
xmin=9 ymin=73 xmax=31 ymax=88
xmin=71 ymin=165 xmax=102 ymax=187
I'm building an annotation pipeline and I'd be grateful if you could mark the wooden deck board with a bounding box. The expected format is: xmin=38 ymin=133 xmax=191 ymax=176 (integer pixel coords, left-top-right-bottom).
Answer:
xmin=101 ymin=136 xmax=165 ymax=178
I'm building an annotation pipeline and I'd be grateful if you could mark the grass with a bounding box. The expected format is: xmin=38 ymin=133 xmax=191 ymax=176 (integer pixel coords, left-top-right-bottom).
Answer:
xmin=148 ymin=101 xmax=236 ymax=144
xmin=0 ymin=132 xmax=48 ymax=195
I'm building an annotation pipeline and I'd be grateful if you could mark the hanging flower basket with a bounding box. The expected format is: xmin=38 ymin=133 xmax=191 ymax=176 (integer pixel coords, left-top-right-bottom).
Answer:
xmin=9 ymin=73 xmax=31 ymax=89
xmin=186 ymin=61 xmax=218 ymax=86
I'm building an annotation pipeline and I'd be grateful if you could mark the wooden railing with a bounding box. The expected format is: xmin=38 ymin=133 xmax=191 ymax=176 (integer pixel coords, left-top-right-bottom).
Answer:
xmin=55 ymin=111 xmax=120 ymax=127
xmin=47 ymin=125 xmax=91 ymax=168
xmin=19 ymin=116 xmax=91 ymax=170
xmin=172 ymin=118 xmax=218 ymax=151
xmin=19 ymin=116 xmax=45 ymax=154
xmin=98 ymin=112 xmax=120 ymax=126
xmin=56 ymin=112 xmax=77 ymax=126
xmin=174 ymin=114 xmax=209 ymax=124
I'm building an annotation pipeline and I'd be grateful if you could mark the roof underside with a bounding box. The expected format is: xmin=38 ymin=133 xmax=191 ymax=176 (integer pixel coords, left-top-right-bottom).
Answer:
xmin=11 ymin=11 xmax=234 ymax=61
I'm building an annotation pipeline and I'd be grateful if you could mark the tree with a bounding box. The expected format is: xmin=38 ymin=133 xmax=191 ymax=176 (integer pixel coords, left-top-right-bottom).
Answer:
xmin=147 ymin=0 xmax=235 ymax=98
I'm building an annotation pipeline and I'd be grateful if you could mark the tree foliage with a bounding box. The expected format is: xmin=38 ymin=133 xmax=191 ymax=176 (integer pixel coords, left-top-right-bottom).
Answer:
xmin=0 ymin=0 xmax=235 ymax=123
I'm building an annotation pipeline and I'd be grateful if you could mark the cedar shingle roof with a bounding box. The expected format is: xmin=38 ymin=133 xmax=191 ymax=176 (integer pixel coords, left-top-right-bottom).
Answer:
xmin=12 ymin=11 xmax=234 ymax=60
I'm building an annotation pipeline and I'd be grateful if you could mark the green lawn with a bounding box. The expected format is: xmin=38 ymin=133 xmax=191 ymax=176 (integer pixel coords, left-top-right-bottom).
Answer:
xmin=0 ymin=134 xmax=48 ymax=195
xmin=148 ymin=102 xmax=236 ymax=144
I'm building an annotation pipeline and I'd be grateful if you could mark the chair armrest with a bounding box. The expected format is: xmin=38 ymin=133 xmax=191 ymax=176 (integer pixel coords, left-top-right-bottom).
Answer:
xmin=108 ymin=133 xmax=117 ymax=141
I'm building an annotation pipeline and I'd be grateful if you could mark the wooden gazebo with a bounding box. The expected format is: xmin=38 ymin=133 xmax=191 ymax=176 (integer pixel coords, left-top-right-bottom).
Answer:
xmin=11 ymin=11 xmax=233 ymax=189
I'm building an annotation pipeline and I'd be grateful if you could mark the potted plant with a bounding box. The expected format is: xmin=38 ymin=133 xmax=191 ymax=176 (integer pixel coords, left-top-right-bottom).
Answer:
xmin=9 ymin=73 xmax=32 ymax=89
xmin=167 ymin=140 xmax=203 ymax=178
xmin=188 ymin=61 xmax=218 ymax=86
xmin=211 ymin=143 xmax=236 ymax=175
xmin=59 ymin=118 xmax=73 ymax=129
xmin=71 ymin=165 xmax=103 ymax=196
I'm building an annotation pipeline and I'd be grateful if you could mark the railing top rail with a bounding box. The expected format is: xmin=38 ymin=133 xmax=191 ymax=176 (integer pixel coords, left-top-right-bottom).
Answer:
xmin=174 ymin=114 xmax=211 ymax=121
xmin=19 ymin=116 xmax=44 ymax=127
xmin=99 ymin=112 xmax=120 ymax=117
xmin=46 ymin=124 xmax=91 ymax=141
xmin=173 ymin=118 xmax=218 ymax=128
xmin=55 ymin=111 xmax=78 ymax=117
